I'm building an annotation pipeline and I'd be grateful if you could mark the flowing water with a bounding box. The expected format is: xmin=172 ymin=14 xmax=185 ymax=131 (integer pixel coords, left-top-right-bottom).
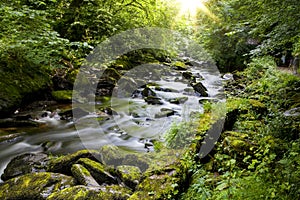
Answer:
xmin=0 ymin=59 xmax=225 ymax=181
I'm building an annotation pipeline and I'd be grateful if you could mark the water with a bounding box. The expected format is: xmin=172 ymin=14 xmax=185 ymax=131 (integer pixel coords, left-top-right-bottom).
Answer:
xmin=0 ymin=59 xmax=225 ymax=181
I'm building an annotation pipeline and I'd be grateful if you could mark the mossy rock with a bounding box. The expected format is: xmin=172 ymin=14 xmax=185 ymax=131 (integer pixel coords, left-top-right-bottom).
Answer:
xmin=144 ymin=96 xmax=163 ymax=105
xmin=71 ymin=164 xmax=99 ymax=187
xmin=116 ymin=165 xmax=142 ymax=189
xmin=222 ymin=131 xmax=252 ymax=154
xmin=1 ymin=153 xmax=49 ymax=181
xmin=77 ymin=158 xmax=117 ymax=185
xmin=99 ymin=145 xmax=150 ymax=172
xmin=48 ymin=150 xmax=102 ymax=175
xmin=99 ymin=145 xmax=125 ymax=166
xmin=0 ymin=118 xmax=39 ymax=128
xmin=154 ymin=108 xmax=175 ymax=118
xmin=51 ymin=90 xmax=73 ymax=102
xmin=168 ymin=96 xmax=188 ymax=104
xmin=102 ymin=68 xmax=121 ymax=80
xmin=130 ymin=161 xmax=186 ymax=200
xmin=47 ymin=185 xmax=132 ymax=200
xmin=172 ymin=61 xmax=187 ymax=70
xmin=0 ymin=172 xmax=76 ymax=200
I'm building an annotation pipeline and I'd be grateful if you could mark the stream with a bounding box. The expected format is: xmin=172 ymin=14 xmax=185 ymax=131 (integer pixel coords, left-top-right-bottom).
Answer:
xmin=0 ymin=58 xmax=225 ymax=181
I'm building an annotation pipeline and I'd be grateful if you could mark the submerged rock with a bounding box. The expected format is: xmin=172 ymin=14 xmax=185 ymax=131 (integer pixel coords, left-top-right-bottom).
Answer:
xmin=1 ymin=153 xmax=49 ymax=181
xmin=0 ymin=172 xmax=76 ymax=200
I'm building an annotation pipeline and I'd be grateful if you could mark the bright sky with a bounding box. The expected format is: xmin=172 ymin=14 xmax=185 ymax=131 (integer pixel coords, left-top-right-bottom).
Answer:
xmin=175 ymin=0 xmax=218 ymax=21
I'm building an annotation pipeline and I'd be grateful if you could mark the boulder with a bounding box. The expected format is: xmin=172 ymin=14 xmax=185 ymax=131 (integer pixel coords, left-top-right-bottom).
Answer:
xmin=168 ymin=96 xmax=188 ymax=104
xmin=48 ymin=150 xmax=102 ymax=175
xmin=116 ymin=165 xmax=142 ymax=189
xmin=47 ymin=185 xmax=132 ymax=200
xmin=171 ymin=61 xmax=187 ymax=70
xmin=51 ymin=90 xmax=73 ymax=103
xmin=77 ymin=158 xmax=117 ymax=185
xmin=71 ymin=164 xmax=100 ymax=187
xmin=192 ymin=82 xmax=208 ymax=97
xmin=1 ymin=153 xmax=49 ymax=181
xmin=0 ymin=172 xmax=76 ymax=200
xmin=141 ymin=87 xmax=156 ymax=97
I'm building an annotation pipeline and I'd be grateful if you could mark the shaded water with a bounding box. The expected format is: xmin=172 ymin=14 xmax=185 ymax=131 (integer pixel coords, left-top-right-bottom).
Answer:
xmin=0 ymin=59 xmax=225 ymax=181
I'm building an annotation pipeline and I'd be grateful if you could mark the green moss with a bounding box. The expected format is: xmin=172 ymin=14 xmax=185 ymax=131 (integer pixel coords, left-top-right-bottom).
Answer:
xmin=0 ymin=172 xmax=75 ymax=200
xmin=52 ymin=90 xmax=73 ymax=102
xmin=117 ymin=165 xmax=141 ymax=189
xmin=48 ymin=149 xmax=101 ymax=174
xmin=71 ymin=164 xmax=99 ymax=187
xmin=172 ymin=61 xmax=187 ymax=70
xmin=77 ymin=158 xmax=117 ymax=185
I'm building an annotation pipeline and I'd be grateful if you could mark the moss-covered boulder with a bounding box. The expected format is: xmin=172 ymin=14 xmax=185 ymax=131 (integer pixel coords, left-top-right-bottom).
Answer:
xmin=51 ymin=90 xmax=73 ymax=103
xmin=144 ymin=96 xmax=163 ymax=105
xmin=77 ymin=158 xmax=117 ymax=185
xmin=154 ymin=108 xmax=175 ymax=118
xmin=168 ymin=96 xmax=188 ymax=104
xmin=48 ymin=150 xmax=102 ymax=175
xmin=172 ymin=61 xmax=187 ymax=70
xmin=129 ymin=161 xmax=187 ymax=200
xmin=116 ymin=165 xmax=142 ymax=189
xmin=47 ymin=185 xmax=132 ymax=200
xmin=1 ymin=153 xmax=49 ymax=181
xmin=71 ymin=164 xmax=100 ymax=187
xmin=0 ymin=172 xmax=76 ymax=200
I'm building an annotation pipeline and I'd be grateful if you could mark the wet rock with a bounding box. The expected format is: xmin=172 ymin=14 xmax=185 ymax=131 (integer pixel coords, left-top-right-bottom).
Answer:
xmin=0 ymin=172 xmax=76 ymax=200
xmin=199 ymin=97 xmax=219 ymax=104
xmin=116 ymin=165 xmax=142 ymax=189
xmin=144 ymin=96 xmax=163 ymax=105
xmin=182 ymin=71 xmax=196 ymax=82
xmin=192 ymin=82 xmax=208 ymax=97
xmin=51 ymin=90 xmax=73 ymax=103
xmin=168 ymin=96 xmax=188 ymax=104
xmin=1 ymin=153 xmax=49 ymax=181
xmin=154 ymin=86 xmax=177 ymax=93
xmin=77 ymin=158 xmax=117 ymax=185
xmin=48 ymin=150 xmax=102 ymax=175
xmin=47 ymin=185 xmax=132 ymax=200
xmin=172 ymin=61 xmax=187 ymax=70
xmin=59 ymin=107 xmax=89 ymax=120
xmin=141 ymin=87 xmax=156 ymax=97
xmin=71 ymin=164 xmax=100 ymax=187
xmin=154 ymin=108 xmax=176 ymax=118
xmin=0 ymin=118 xmax=39 ymax=128
xmin=284 ymin=107 xmax=300 ymax=117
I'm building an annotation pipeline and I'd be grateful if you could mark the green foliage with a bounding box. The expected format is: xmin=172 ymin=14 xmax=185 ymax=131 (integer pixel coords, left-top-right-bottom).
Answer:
xmin=195 ymin=0 xmax=300 ymax=71
xmin=182 ymin=57 xmax=300 ymax=199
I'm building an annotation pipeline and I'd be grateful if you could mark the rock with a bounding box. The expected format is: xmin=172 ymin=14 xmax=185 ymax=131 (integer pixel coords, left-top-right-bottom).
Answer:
xmin=144 ymin=96 xmax=163 ymax=105
xmin=192 ymin=82 xmax=208 ymax=97
xmin=59 ymin=107 xmax=89 ymax=120
xmin=0 ymin=118 xmax=39 ymax=128
xmin=0 ymin=172 xmax=76 ymax=200
xmin=99 ymin=145 xmax=125 ymax=166
xmin=284 ymin=107 xmax=300 ymax=117
xmin=102 ymin=68 xmax=121 ymax=81
xmin=154 ymin=108 xmax=175 ymax=118
xmin=154 ymin=86 xmax=177 ymax=93
xmin=51 ymin=90 xmax=73 ymax=103
xmin=47 ymin=185 xmax=132 ymax=200
xmin=129 ymin=162 xmax=186 ymax=200
xmin=77 ymin=158 xmax=117 ymax=185
xmin=1 ymin=153 xmax=49 ymax=181
xmin=172 ymin=61 xmax=187 ymax=70
xmin=122 ymin=154 xmax=150 ymax=173
xmin=182 ymin=71 xmax=196 ymax=82
xmin=48 ymin=150 xmax=102 ymax=175
xmin=116 ymin=165 xmax=142 ymax=189
xmin=141 ymin=87 xmax=156 ymax=97
xmin=71 ymin=164 xmax=100 ymax=187
xmin=199 ymin=98 xmax=219 ymax=104
xmin=168 ymin=96 xmax=188 ymax=104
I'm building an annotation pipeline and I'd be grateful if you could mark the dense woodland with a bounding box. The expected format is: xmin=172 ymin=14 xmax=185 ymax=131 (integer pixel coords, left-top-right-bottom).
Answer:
xmin=0 ymin=0 xmax=300 ymax=199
